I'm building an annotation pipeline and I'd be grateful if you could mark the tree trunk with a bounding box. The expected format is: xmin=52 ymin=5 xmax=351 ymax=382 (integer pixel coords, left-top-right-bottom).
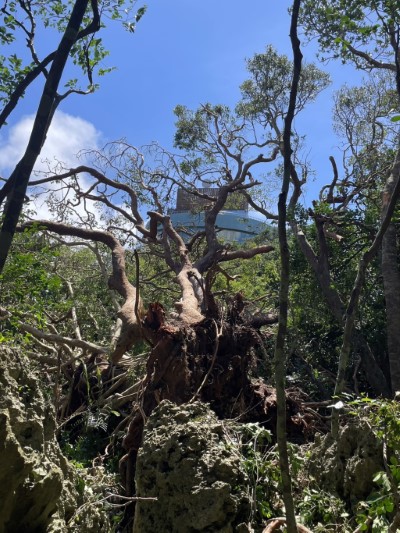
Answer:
xmin=381 ymin=160 xmax=400 ymax=395
xmin=0 ymin=0 xmax=90 ymax=273
xmin=272 ymin=1 xmax=302 ymax=531
xmin=382 ymin=223 xmax=400 ymax=394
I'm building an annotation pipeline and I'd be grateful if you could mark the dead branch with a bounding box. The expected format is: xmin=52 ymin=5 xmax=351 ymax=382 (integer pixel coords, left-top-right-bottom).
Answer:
xmin=29 ymin=165 xmax=150 ymax=237
xmin=218 ymin=245 xmax=274 ymax=263
xmin=19 ymin=322 xmax=106 ymax=354
xmin=26 ymin=351 xmax=58 ymax=365
xmin=247 ymin=313 xmax=278 ymax=328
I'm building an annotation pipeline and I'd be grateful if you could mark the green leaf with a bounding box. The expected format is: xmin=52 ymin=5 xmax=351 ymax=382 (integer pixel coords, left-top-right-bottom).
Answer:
xmin=385 ymin=500 xmax=394 ymax=513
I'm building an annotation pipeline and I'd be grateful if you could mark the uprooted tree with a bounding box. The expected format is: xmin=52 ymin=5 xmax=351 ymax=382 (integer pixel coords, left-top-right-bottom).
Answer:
xmin=0 ymin=26 xmax=331 ymax=527
xmin=3 ymin=1 xmax=400 ymax=530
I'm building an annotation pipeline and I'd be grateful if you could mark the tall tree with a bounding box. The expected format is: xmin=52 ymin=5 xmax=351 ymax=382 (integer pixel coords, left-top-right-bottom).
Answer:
xmin=301 ymin=0 xmax=400 ymax=396
xmin=273 ymin=0 xmax=303 ymax=530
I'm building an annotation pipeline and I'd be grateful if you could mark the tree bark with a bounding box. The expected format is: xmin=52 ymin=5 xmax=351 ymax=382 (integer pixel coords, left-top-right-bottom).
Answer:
xmin=381 ymin=154 xmax=400 ymax=394
xmin=382 ymin=223 xmax=400 ymax=394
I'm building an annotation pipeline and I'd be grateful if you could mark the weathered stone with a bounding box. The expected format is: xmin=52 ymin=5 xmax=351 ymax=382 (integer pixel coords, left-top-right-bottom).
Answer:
xmin=133 ymin=400 xmax=252 ymax=533
xmin=0 ymin=347 xmax=112 ymax=532
xmin=308 ymin=420 xmax=384 ymax=508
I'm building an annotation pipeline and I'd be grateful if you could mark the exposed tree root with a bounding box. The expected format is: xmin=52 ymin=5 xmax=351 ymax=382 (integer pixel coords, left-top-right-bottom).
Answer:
xmin=119 ymin=307 xmax=317 ymax=501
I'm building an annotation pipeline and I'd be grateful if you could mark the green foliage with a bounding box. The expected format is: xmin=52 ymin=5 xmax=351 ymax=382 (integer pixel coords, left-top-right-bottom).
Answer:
xmin=224 ymin=421 xmax=311 ymax=527
xmin=345 ymin=397 xmax=400 ymax=530
xmin=0 ymin=0 xmax=146 ymax=106
xmin=0 ymin=231 xmax=66 ymax=344
xmin=225 ymin=398 xmax=400 ymax=531
xmin=300 ymin=0 xmax=400 ymax=71
xmin=53 ymin=245 xmax=118 ymax=345
xmin=237 ymin=45 xmax=330 ymax=128
xmin=133 ymin=245 xmax=179 ymax=310
xmin=222 ymin=246 xmax=280 ymax=304
xmin=61 ymin=427 xmax=107 ymax=468
xmin=0 ymin=230 xmax=123 ymax=351
xmin=60 ymin=406 xmax=123 ymax=470
xmin=225 ymin=422 xmax=281 ymax=524
xmin=174 ymin=103 xmax=233 ymax=160
xmin=298 ymin=489 xmax=350 ymax=531
xmin=287 ymin=192 xmax=392 ymax=394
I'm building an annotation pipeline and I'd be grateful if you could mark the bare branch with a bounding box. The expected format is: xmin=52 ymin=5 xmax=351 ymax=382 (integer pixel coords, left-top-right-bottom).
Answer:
xmin=345 ymin=42 xmax=396 ymax=72
xmin=218 ymin=245 xmax=274 ymax=263
xmin=19 ymin=322 xmax=106 ymax=353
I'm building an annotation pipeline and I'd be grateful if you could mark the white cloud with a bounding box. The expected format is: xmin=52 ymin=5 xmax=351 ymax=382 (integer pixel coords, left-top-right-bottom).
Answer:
xmin=0 ymin=111 xmax=103 ymax=220
xmin=0 ymin=110 xmax=101 ymax=174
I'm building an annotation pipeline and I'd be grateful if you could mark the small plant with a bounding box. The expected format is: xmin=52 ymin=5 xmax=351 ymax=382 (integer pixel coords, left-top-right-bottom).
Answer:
xmin=347 ymin=397 xmax=400 ymax=531
xmin=224 ymin=422 xmax=284 ymax=525
xmin=298 ymin=488 xmax=350 ymax=532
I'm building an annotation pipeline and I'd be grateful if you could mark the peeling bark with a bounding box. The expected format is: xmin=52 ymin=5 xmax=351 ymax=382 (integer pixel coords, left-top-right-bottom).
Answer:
xmin=175 ymin=268 xmax=204 ymax=324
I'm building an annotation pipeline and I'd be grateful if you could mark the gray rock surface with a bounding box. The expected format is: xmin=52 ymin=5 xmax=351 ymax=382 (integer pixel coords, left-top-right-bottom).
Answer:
xmin=0 ymin=347 xmax=111 ymax=532
xmin=308 ymin=420 xmax=384 ymax=508
xmin=133 ymin=400 xmax=252 ymax=533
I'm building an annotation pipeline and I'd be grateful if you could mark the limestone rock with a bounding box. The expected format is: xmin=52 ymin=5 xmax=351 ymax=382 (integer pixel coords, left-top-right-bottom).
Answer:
xmin=0 ymin=347 xmax=111 ymax=532
xmin=308 ymin=420 xmax=384 ymax=508
xmin=133 ymin=400 xmax=252 ymax=533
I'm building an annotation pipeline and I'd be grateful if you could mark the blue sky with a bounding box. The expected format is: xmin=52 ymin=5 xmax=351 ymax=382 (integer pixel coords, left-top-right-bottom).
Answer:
xmin=0 ymin=0 xmax=363 ymax=213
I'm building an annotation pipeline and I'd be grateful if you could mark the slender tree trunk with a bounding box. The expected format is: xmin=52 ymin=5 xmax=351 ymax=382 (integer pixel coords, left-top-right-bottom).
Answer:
xmin=291 ymin=221 xmax=390 ymax=396
xmin=381 ymin=39 xmax=400 ymax=396
xmin=273 ymin=2 xmax=302 ymax=531
xmin=382 ymin=187 xmax=400 ymax=394
xmin=0 ymin=0 xmax=90 ymax=274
